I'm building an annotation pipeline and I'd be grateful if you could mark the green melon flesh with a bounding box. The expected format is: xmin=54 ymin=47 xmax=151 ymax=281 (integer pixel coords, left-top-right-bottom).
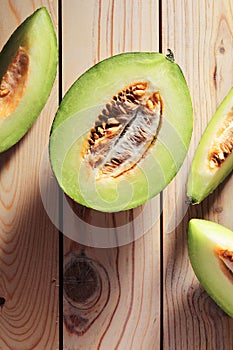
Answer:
xmin=187 ymin=88 xmax=233 ymax=204
xmin=50 ymin=52 xmax=193 ymax=212
xmin=0 ymin=7 xmax=58 ymax=153
xmin=188 ymin=219 xmax=233 ymax=318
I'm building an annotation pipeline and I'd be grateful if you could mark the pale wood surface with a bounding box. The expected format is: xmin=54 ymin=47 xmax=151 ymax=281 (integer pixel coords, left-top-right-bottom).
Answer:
xmin=163 ymin=1 xmax=233 ymax=349
xmin=0 ymin=1 xmax=59 ymax=349
xmin=1 ymin=1 xmax=233 ymax=349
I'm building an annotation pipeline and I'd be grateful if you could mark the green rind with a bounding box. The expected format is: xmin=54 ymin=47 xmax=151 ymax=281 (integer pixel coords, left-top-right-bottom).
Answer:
xmin=187 ymin=88 xmax=233 ymax=204
xmin=0 ymin=7 xmax=58 ymax=153
xmin=188 ymin=219 xmax=233 ymax=318
xmin=50 ymin=52 xmax=193 ymax=212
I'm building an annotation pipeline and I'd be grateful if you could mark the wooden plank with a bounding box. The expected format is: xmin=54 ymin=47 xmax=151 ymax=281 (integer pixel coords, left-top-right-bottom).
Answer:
xmin=0 ymin=1 xmax=59 ymax=349
xmin=62 ymin=1 xmax=160 ymax=349
xmin=162 ymin=1 xmax=233 ymax=349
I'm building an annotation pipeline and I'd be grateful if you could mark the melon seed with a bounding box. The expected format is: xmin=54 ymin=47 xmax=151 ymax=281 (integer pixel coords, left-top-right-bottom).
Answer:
xmin=84 ymin=81 xmax=163 ymax=178
xmin=0 ymin=47 xmax=29 ymax=119
xmin=209 ymin=110 xmax=233 ymax=169
xmin=217 ymin=248 xmax=233 ymax=279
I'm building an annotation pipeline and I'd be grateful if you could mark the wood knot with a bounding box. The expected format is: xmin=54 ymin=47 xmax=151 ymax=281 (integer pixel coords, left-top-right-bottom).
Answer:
xmin=214 ymin=206 xmax=223 ymax=213
xmin=63 ymin=252 xmax=110 ymax=335
xmin=0 ymin=297 xmax=5 ymax=308
xmin=64 ymin=255 xmax=101 ymax=307
xmin=219 ymin=46 xmax=225 ymax=54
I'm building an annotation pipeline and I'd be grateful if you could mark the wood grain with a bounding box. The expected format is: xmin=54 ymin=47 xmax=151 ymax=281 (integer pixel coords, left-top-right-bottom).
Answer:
xmin=1 ymin=1 xmax=233 ymax=349
xmin=0 ymin=1 xmax=59 ymax=349
xmin=162 ymin=1 xmax=233 ymax=349
xmin=62 ymin=1 xmax=161 ymax=349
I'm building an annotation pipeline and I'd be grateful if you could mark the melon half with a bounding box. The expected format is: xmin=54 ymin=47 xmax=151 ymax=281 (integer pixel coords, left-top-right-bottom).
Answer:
xmin=50 ymin=52 xmax=193 ymax=212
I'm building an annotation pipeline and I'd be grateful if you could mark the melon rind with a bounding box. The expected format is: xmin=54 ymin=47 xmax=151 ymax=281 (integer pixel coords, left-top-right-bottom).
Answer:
xmin=0 ymin=7 xmax=58 ymax=153
xmin=188 ymin=219 xmax=233 ymax=318
xmin=50 ymin=52 xmax=193 ymax=212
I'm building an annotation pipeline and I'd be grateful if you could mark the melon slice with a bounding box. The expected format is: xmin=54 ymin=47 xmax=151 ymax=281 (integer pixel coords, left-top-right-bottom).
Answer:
xmin=187 ymin=88 xmax=233 ymax=204
xmin=188 ymin=219 xmax=233 ymax=318
xmin=0 ymin=7 xmax=58 ymax=152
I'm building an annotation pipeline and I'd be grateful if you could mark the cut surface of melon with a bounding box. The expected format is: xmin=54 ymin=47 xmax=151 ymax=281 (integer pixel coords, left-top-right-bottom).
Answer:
xmin=50 ymin=52 xmax=193 ymax=212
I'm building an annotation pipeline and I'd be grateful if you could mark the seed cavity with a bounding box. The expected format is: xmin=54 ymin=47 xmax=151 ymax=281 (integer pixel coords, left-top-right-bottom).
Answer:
xmin=0 ymin=46 xmax=29 ymax=120
xmin=209 ymin=107 xmax=233 ymax=169
xmin=217 ymin=248 xmax=233 ymax=281
xmin=83 ymin=82 xmax=163 ymax=179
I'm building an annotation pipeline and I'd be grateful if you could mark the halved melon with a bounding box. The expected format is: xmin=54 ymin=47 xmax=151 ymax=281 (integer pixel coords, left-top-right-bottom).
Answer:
xmin=50 ymin=52 xmax=193 ymax=212
xmin=0 ymin=7 xmax=58 ymax=152
xmin=188 ymin=219 xmax=233 ymax=318
xmin=187 ymin=88 xmax=233 ymax=204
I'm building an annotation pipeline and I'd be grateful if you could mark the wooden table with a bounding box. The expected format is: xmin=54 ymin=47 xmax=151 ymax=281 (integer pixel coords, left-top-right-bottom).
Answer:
xmin=0 ymin=1 xmax=233 ymax=349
